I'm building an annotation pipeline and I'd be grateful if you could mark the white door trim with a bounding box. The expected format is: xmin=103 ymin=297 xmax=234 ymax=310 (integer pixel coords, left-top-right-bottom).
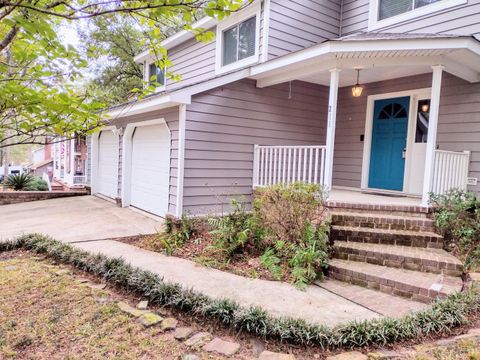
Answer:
xmin=91 ymin=126 xmax=118 ymax=196
xmin=121 ymin=118 xmax=170 ymax=209
xmin=360 ymin=88 xmax=431 ymax=193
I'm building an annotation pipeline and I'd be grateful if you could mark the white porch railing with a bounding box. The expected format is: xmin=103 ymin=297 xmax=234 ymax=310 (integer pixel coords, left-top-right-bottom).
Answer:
xmin=73 ymin=175 xmax=87 ymax=185
xmin=431 ymin=150 xmax=470 ymax=195
xmin=253 ymin=145 xmax=327 ymax=187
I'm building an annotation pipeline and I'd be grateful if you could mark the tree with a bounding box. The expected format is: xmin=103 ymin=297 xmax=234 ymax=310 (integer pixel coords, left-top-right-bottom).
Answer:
xmin=79 ymin=16 xmax=146 ymax=106
xmin=0 ymin=0 xmax=250 ymax=149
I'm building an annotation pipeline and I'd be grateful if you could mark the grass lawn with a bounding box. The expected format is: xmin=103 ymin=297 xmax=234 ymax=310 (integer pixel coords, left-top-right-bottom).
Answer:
xmin=0 ymin=251 xmax=244 ymax=359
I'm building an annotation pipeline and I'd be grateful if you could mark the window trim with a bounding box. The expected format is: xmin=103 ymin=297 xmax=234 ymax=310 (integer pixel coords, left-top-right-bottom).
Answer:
xmin=215 ymin=1 xmax=261 ymax=75
xmin=368 ymin=0 xmax=467 ymax=31
xmin=145 ymin=60 xmax=167 ymax=92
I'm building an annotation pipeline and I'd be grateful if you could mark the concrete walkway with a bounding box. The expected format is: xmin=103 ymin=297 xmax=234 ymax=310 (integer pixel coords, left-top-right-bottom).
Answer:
xmin=0 ymin=196 xmax=162 ymax=243
xmin=0 ymin=195 xmax=382 ymax=326
xmin=75 ymin=239 xmax=380 ymax=326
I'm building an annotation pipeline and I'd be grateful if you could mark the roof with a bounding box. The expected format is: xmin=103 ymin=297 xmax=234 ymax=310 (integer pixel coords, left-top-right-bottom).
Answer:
xmin=337 ymin=32 xmax=470 ymax=41
xmin=107 ymin=33 xmax=480 ymax=119
xmin=29 ymin=159 xmax=53 ymax=170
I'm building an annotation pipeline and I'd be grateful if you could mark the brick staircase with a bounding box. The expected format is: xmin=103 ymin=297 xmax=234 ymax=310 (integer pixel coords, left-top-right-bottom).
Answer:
xmin=323 ymin=200 xmax=464 ymax=304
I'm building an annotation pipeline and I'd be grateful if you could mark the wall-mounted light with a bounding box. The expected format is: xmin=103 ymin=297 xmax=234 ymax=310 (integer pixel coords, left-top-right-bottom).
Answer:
xmin=351 ymin=69 xmax=364 ymax=97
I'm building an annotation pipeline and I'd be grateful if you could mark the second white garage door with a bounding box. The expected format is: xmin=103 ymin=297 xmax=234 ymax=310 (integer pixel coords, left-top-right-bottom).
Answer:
xmin=130 ymin=124 xmax=170 ymax=216
xmin=97 ymin=130 xmax=119 ymax=199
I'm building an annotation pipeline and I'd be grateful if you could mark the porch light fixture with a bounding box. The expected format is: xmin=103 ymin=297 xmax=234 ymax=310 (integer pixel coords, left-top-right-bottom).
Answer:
xmin=352 ymin=69 xmax=364 ymax=97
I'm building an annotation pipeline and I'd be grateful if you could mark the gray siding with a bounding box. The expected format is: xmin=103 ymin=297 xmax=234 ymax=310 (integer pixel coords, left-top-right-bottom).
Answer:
xmin=112 ymin=107 xmax=180 ymax=215
xmin=167 ymin=2 xmax=265 ymax=91
xmin=341 ymin=0 xmax=480 ymax=38
xmin=268 ymin=0 xmax=341 ymax=58
xmin=183 ymin=79 xmax=329 ymax=215
xmin=333 ymin=73 xmax=480 ymax=194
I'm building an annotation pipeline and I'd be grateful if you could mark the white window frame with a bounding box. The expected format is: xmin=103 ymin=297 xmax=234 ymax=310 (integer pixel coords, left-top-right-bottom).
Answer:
xmin=144 ymin=60 xmax=167 ymax=92
xmin=368 ymin=0 xmax=467 ymax=31
xmin=215 ymin=1 xmax=261 ymax=75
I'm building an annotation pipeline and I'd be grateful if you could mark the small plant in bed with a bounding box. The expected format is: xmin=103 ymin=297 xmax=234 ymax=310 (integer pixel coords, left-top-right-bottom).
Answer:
xmin=431 ymin=189 xmax=480 ymax=272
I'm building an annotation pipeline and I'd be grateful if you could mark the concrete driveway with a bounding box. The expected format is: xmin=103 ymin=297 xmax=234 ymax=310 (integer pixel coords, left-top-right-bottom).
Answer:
xmin=0 ymin=196 xmax=163 ymax=243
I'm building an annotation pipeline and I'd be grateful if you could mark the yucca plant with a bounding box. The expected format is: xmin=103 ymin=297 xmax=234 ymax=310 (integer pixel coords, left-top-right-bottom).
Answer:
xmin=3 ymin=173 xmax=34 ymax=190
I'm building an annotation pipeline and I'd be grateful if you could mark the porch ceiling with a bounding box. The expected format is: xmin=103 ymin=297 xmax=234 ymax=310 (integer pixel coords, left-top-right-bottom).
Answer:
xmin=251 ymin=37 xmax=480 ymax=88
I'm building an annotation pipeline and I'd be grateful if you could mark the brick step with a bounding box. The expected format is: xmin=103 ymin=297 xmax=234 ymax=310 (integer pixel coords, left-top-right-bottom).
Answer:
xmin=326 ymin=200 xmax=431 ymax=218
xmin=314 ymin=279 xmax=428 ymax=317
xmin=328 ymin=259 xmax=464 ymax=303
xmin=331 ymin=212 xmax=436 ymax=232
xmin=331 ymin=225 xmax=444 ymax=249
xmin=333 ymin=241 xmax=463 ymax=276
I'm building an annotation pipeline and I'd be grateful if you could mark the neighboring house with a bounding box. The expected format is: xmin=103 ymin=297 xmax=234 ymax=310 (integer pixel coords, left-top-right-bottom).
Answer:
xmin=28 ymin=143 xmax=53 ymax=179
xmin=89 ymin=0 xmax=480 ymax=218
xmin=53 ymin=136 xmax=88 ymax=189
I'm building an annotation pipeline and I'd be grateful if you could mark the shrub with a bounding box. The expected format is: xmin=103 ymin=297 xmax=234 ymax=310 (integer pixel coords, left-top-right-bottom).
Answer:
xmin=3 ymin=173 xmax=34 ymax=190
xmin=253 ymin=182 xmax=327 ymax=245
xmin=2 ymin=234 xmax=480 ymax=350
xmin=254 ymin=183 xmax=330 ymax=288
xmin=25 ymin=177 xmax=49 ymax=191
xmin=430 ymin=189 xmax=480 ymax=271
xmin=208 ymin=199 xmax=261 ymax=256
xmin=149 ymin=215 xmax=197 ymax=255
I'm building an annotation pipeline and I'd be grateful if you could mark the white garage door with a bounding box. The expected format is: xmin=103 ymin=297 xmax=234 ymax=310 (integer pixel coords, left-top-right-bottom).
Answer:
xmin=96 ymin=130 xmax=119 ymax=199
xmin=130 ymin=124 xmax=170 ymax=216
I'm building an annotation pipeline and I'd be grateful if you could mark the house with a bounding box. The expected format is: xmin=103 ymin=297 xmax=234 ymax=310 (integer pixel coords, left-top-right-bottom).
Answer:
xmin=28 ymin=143 xmax=53 ymax=179
xmin=52 ymin=136 xmax=88 ymax=190
xmin=88 ymin=0 xmax=480 ymax=219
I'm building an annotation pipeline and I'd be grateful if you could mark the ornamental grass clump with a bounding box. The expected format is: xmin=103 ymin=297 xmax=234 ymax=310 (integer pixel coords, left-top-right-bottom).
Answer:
xmin=2 ymin=233 xmax=480 ymax=349
xmin=430 ymin=189 xmax=480 ymax=271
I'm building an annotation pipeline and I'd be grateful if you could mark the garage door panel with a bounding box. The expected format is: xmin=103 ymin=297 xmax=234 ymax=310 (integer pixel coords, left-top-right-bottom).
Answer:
xmin=130 ymin=124 xmax=170 ymax=216
xmin=97 ymin=131 xmax=119 ymax=199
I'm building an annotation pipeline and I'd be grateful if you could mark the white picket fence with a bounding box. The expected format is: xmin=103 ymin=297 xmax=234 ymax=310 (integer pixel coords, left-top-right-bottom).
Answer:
xmin=253 ymin=145 xmax=327 ymax=187
xmin=432 ymin=150 xmax=471 ymax=195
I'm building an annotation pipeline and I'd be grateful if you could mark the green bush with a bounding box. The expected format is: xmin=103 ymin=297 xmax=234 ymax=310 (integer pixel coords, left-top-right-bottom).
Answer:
xmin=2 ymin=234 xmax=480 ymax=350
xmin=431 ymin=189 xmax=480 ymax=271
xmin=3 ymin=173 xmax=34 ymax=190
xmin=254 ymin=183 xmax=330 ymax=288
xmin=25 ymin=177 xmax=49 ymax=191
xmin=208 ymin=199 xmax=262 ymax=256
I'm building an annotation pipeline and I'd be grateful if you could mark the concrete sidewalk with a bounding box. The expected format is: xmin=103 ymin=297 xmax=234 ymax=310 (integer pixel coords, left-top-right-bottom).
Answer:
xmin=75 ymin=239 xmax=380 ymax=326
xmin=0 ymin=196 xmax=162 ymax=243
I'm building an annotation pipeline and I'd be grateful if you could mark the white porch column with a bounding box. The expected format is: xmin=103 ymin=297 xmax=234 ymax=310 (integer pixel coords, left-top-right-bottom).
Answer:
xmin=324 ymin=68 xmax=340 ymax=191
xmin=422 ymin=65 xmax=444 ymax=206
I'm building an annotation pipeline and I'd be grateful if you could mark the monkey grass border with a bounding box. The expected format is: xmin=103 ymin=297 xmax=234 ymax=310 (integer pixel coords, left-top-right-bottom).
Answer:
xmin=2 ymin=233 xmax=479 ymax=350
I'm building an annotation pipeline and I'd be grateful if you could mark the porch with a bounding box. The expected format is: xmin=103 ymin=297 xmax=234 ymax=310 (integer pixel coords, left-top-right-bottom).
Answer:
xmin=249 ymin=34 xmax=480 ymax=205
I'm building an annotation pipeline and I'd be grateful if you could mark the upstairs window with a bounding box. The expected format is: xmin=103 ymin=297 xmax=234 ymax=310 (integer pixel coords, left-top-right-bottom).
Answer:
xmin=378 ymin=0 xmax=443 ymax=20
xmin=215 ymin=2 xmax=260 ymax=75
xmin=148 ymin=63 xmax=165 ymax=89
xmin=369 ymin=0 xmax=466 ymax=30
xmin=222 ymin=16 xmax=256 ymax=66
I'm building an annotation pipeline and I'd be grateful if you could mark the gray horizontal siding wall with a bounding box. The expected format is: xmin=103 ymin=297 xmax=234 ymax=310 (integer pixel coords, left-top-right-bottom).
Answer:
xmin=111 ymin=107 xmax=180 ymax=215
xmin=167 ymin=2 xmax=265 ymax=91
xmin=268 ymin=0 xmax=341 ymax=58
xmin=183 ymin=79 xmax=329 ymax=215
xmin=341 ymin=0 xmax=480 ymax=38
xmin=333 ymin=72 xmax=480 ymax=194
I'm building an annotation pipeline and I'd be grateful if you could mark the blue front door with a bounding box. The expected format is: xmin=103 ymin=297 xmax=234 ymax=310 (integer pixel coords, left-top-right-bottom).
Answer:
xmin=368 ymin=96 xmax=410 ymax=191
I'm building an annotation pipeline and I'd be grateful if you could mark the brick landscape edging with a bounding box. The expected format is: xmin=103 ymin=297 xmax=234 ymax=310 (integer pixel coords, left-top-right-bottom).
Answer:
xmin=0 ymin=190 xmax=88 ymax=205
